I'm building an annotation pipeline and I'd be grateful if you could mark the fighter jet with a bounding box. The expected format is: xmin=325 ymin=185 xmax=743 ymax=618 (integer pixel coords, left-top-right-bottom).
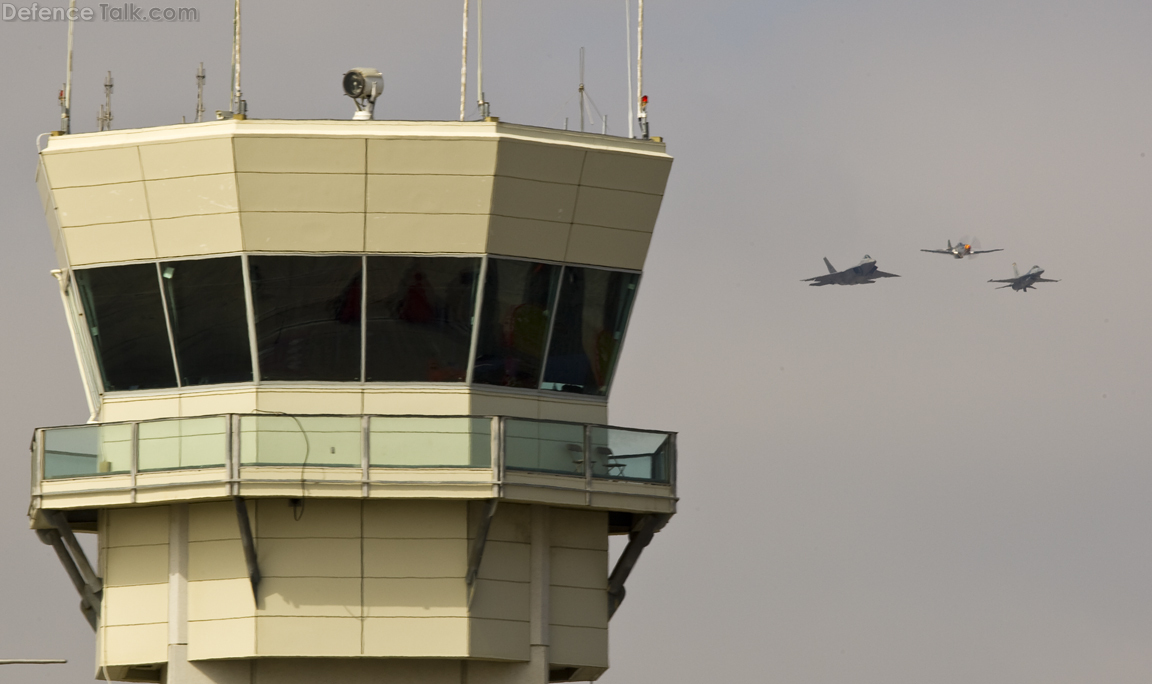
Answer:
xmin=988 ymin=263 xmax=1059 ymax=292
xmin=803 ymin=255 xmax=900 ymax=286
xmin=921 ymin=239 xmax=1003 ymax=259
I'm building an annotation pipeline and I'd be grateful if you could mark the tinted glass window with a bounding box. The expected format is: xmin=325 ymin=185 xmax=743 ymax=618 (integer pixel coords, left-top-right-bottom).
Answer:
xmin=249 ymin=256 xmax=363 ymax=382
xmin=542 ymin=267 xmax=639 ymax=395
xmin=160 ymin=257 xmax=252 ymax=386
xmin=75 ymin=264 xmax=177 ymax=391
xmin=365 ymin=257 xmax=480 ymax=382
xmin=472 ymin=259 xmax=559 ymax=388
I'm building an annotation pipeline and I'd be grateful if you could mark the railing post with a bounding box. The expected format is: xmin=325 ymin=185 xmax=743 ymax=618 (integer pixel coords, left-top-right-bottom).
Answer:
xmin=492 ymin=416 xmax=504 ymax=498
xmin=361 ymin=415 xmax=370 ymax=498
xmin=229 ymin=414 xmax=241 ymax=496
xmin=584 ymin=424 xmax=593 ymax=505
xmin=130 ymin=422 xmax=139 ymax=504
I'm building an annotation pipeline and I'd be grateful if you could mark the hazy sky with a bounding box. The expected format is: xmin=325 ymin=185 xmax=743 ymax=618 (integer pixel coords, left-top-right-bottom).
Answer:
xmin=4 ymin=1 xmax=1152 ymax=682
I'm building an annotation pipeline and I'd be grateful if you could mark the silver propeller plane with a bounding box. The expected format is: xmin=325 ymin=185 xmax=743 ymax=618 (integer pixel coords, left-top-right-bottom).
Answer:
xmin=921 ymin=239 xmax=1003 ymax=258
xmin=803 ymin=255 xmax=900 ymax=286
xmin=989 ymin=263 xmax=1059 ymax=292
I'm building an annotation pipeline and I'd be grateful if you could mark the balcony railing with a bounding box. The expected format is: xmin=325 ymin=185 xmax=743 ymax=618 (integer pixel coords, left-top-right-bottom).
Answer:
xmin=32 ymin=415 xmax=675 ymax=494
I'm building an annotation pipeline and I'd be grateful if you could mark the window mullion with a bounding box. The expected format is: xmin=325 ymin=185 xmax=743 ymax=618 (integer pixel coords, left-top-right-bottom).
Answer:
xmin=155 ymin=262 xmax=183 ymax=387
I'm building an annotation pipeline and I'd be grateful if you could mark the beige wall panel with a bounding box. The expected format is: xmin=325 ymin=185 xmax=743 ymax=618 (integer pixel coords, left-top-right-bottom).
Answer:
xmin=236 ymin=173 xmax=365 ymax=213
xmin=470 ymin=579 xmax=530 ymax=622
xmin=486 ymin=216 xmax=570 ymax=262
xmin=549 ymin=625 xmax=608 ymax=668
xmin=366 ymin=175 xmax=494 ymax=214
xmin=189 ymin=500 xmax=245 ymax=542
xmin=572 ymin=186 xmax=663 ymax=232
xmin=187 ymin=617 xmax=255 ymax=660
xmin=108 ymin=506 xmax=170 ymax=547
xmin=363 ymin=500 xmax=466 ymax=539
xmin=549 ymin=548 xmax=607 ymax=589
xmin=36 ymin=162 xmax=52 ymax=209
xmin=469 ymin=617 xmax=532 ymax=662
xmin=259 ymin=577 xmax=361 ymax=617
xmin=501 ymin=483 xmax=586 ymax=508
xmin=139 ymin=137 xmax=235 ymax=180
xmin=64 ymin=221 xmax=156 ymax=265
xmin=364 ymin=213 xmax=488 ymax=253
xmin=364 ymin=577 xmax=466 ymax=617
xmin=188 ymin=578 xmax=255 ymax=621
xmin=258 ymin=499 xmax=361 ymax=539
xmin=255 ymin=389 xmax=364 ymax=415
xmin=537 ymin=398 xmax=607 ymax=425
xmin=256 ymin=616 xmax=362 ymax=656
xmin=259 ymin=538 xmax=361 ymax=578
xmin=368 ymin=138 xmax=497 ymax=175
xmin=485 ymin=503 xmax=531 ymax=543
xmin=362 ymin=390 xmax=470 ymax=416
xmin=362 ymin=617 xmax=469 ymax=657
xmin=495 ymin=140 xmax=585 ymax=185
xmin=54 ymin=182 xmax=150 ymax=227
xmin=44 ymin=147 xmax=143 ymax=188
xmin=580 ymin=150 xmax=672 ymax=195
xmin=103 ymin=623 xmax=168 ymax=666
xmin=45 ymin=206 xmax=69 ymax=271
xmin=564 ymin=224 xmax=651 ymax=270
xmin=100 ymin=396 xmax=180 ymax=423
xmin=106 ymin=544 xmax=168 ymax=587
xmin=550 ymin=586 xmax=607 ymax=629
xmin=588 ymin=491 xmax=674 ymax=514
xmin=104 ymin=584 xmax=169 ymax=626
xmin=189 ymin=539 xmax=249 ymax=581
xmin=550 ymin=509 xmax=608 ymax=550
xmin=179 ymin=389 xmax=257 ymax=417
xmin=153 ymin=212 xmax=243 ymax=257
xmin=490 ymin=177 xmax=578 ymax=224
xmin=468 ymin=392 xmax=540 ymax=420
xmin=476 ymin=540 xmax=530 ymax=583
xmin=134 ymin=483 xmax=231 ymax=505
xmin=254 ymin=659 xmax=463 ymax=684
xmin=145 ymin=173 xmax=238 ymax=219
xmin=363 ymin=538 xmax=467 ymax=578
xmin=235 ymin=137 xmax=366 ymax=174
xmin=241 ymin=211 xmax=364 ymax=252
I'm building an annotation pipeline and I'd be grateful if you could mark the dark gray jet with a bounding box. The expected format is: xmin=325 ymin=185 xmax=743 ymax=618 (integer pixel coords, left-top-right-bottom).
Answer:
xmin=921 ymin=239 xmax=1003 ymax=259
xmin=803 ymin=255 xmax=900 ymax=286
xmin=989 ymin=263 xmax=1059 ymax=292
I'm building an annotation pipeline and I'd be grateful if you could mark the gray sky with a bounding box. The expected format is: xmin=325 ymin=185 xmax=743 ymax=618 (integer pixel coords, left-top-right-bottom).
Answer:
xmin=4 ymin=1 xmax=1152 ymax=681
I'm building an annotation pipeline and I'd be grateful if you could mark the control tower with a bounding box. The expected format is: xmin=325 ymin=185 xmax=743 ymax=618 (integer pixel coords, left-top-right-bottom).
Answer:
xmin=28 ymin=118 xmax=675 ymax=683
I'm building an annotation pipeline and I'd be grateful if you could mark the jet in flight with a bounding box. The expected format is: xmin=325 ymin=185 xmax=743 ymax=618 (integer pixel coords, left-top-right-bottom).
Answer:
xmin=921 ymin=240 xmax=1003 ymax=259
xmin=989 ymin=263 xmax=1059 ymax=292
xmin=803 ymin=255 xmax=900 ymax=286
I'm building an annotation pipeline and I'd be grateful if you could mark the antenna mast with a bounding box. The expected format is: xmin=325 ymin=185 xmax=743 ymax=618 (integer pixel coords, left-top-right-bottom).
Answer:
xmin=477 ymin=0 xmax=489 ymax=118
xmin=459 ymin=0 xmax=468 ymax=121
xmin=229 ymin=0 xmax=244 ymax=118
xmin=60 ymin=0 xmax=76 ymax=134
xmin=637 ymin=0 xmax=648 ymax=139
xmin=579 ymin=47 xmax=586 ymax=132
xmin=97 ymin=72 xmax=113 ymax=131
xmin=625 ymin=0 xmax=633 ymax=138
xmin=195 ymin=63 xmax=206 ymax=123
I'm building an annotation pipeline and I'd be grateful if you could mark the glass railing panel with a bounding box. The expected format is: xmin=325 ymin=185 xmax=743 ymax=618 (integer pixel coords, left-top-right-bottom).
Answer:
xmin=43 ymin=424 xmax=132 ymax=479
xmin=369 ymin=417 xmax=491 ymax=468
xmin=239 ymin=415 xmax=361 ymax=467
xmin=588 ymin=427 xmax=671 ymax=483
xmin=137 ymin=417 xmax=228 ymax=471
xmin=504 ymin=419 xmax=586 ymax=476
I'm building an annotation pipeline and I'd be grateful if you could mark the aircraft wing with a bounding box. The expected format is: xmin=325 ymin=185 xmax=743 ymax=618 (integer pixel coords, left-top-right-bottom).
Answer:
xmin=802 ymin=273 xmax=837 ymax=286
xmin=920 ymin=249 xmax=951 ymax=254
xmin=1032 ymin=277 xmax=1060 ymax=282
xmin=970 ymin=248 xmax=1004 ymax=255
xmin=870 ymin=271 xmax=900 ymax=279
xmin=988 ymin=278 xmax=1018 ymax=283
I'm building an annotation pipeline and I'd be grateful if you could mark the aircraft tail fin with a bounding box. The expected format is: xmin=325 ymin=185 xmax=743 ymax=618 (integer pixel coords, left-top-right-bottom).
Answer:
xmin=823 ymin=257 xmax=836 ymax=274
xmin=947 ymin=240 xmax=952 ymax=250
xmin=1012 ymin=262 xmax=1019 ymax=278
